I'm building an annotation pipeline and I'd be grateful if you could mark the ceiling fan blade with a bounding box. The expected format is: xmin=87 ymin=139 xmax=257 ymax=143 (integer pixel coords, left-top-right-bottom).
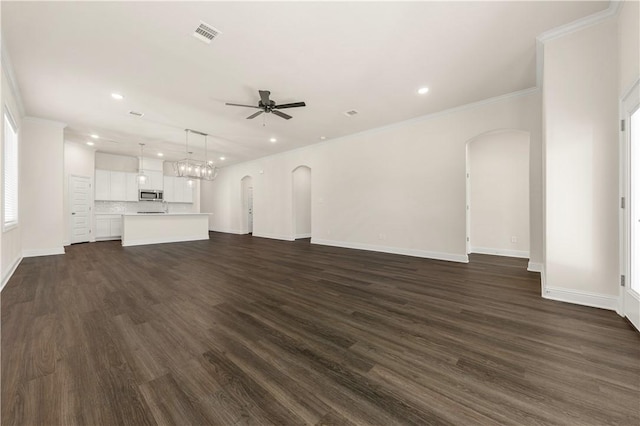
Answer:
xmin=274 ymin=102 xmax=306 ymax=109
xmin=246 ymin=110 xmax=264 ymax=119
xmin=272 ymin=110 xmax=292 ymax=120
xmin=226 ymin=102 xmax=260 ymax=108
xmin=258 ymin=90 xmax=271 ymax=105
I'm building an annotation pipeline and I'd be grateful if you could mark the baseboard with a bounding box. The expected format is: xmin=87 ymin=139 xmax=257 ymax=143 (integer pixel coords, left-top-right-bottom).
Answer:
xmin=63 ymin=239 xmax=70 ymax=246
xmin=542 ymin=286 xmax=619 ymax=311
xmin=527 ymin=262 xmax=543 ymax=272
xmin=1 ymin=255 xmax=22 ymax=292
xmin=295 ymin=233 xmax=312 ymax=239
xmin=211 ymin=227 xmax=246 ymax=235
xmin=22 ymin=247 xmax=65 ymax=258
xmin=470 ymin=246 xmax=530 ymax=258
xmin=122 ymin=235 xmax=209 ymax=247
xmin=252 ymin=232 xmax=295 ymax=242
xmin=311 ymin=238 xmax=468 ymax=263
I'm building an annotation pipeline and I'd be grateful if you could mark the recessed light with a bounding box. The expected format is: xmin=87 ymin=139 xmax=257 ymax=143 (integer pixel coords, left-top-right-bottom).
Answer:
xmin=219 ymin=156 xmax=226 ymax=160
xmin=111 ymin=93 xmax=124 ymax=100
xmin=269 ymin=138 xmax=277 ymax=143
xmin=157 ymin=152 xmax=164 ymax=157
xmin=90 ymin=134 xmax=99 ymax=139
xmin=320 ymin=136 xmax=326 ymax=140
xmin=418 ymin=87 xmax=429 ymax=95
xmin=86 ymin=141 xmax=95 ymax=146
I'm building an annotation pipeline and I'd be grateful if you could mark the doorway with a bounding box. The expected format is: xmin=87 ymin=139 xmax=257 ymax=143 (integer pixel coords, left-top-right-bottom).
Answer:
xmin=622 ymin=81 xmax=640 ymax=331
xmin=466 ymin=130 xmax=530 ymax=259
xmin=69 ymin=175 xmax=91 ymax=244
xmin=292 ymin=166 xmax=311 ymax=239
xmin=241 ymin=176 xmax=253 ymax=234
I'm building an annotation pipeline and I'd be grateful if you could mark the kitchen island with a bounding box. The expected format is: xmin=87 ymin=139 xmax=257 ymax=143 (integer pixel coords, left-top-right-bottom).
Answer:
xmin=121 ymin=213 xmax=210 ymax=247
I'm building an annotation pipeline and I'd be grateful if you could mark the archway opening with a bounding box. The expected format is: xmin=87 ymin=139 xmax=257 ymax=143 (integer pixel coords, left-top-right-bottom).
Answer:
xmin=466 ymin=130 xmax=530 ymax=262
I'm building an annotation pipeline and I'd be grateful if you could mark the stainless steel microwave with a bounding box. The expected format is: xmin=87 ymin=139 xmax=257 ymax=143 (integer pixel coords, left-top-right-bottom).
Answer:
xmin=139 ymin=190 xmax=163 ymax=201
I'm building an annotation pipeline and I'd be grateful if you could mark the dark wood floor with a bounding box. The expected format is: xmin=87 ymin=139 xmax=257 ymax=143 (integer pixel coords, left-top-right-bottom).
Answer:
xmin=2 ymin=233 xmax=639 ymax=425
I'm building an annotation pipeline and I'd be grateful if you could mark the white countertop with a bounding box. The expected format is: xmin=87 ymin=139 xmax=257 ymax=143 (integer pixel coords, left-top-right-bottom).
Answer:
xmin=122 ymin=213 xmax=210 ymax=216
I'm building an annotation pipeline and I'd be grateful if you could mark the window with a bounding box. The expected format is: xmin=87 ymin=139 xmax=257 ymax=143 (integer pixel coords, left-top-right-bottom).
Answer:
xmin=3 ymin=109 xmax=18 ymax=229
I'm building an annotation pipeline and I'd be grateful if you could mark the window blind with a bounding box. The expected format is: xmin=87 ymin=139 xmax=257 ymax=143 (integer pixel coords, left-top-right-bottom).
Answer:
xmin=4 ymin=111 xmax=18 ymax=228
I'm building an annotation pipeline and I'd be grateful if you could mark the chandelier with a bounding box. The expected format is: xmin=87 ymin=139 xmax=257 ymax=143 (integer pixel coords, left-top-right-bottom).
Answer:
xmin=173 ymin=129 xmax=218 ymax=181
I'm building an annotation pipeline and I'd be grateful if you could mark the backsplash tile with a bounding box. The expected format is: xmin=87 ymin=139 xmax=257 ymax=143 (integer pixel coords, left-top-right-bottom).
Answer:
xmin=94 ymin=201 xmax=196 ymax=214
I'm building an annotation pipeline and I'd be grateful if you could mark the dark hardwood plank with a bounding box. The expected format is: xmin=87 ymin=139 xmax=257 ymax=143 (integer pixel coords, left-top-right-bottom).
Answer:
xmin=2 ymin=233 xmax=639 ymax=425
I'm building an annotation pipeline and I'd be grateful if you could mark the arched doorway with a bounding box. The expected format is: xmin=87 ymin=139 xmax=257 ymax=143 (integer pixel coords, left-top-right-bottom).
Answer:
xmin=292 ymin=166 xmax=311 ymax=240
xmin=466 ymin=130 xmax=530 ymax=259
xmin=241 ymin=175 xmax=253 ymax=234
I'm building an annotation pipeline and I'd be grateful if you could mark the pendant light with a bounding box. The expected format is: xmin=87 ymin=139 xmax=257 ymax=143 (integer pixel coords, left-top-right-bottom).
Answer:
xmin=173 ymin=129 xmax=218 ymax=181
xmin=137 ymin=143 xmax=147 ymax=184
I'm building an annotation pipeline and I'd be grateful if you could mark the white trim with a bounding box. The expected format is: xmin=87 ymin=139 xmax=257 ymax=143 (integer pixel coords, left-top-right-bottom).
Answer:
xmin=527 ymin=262 xmax=543 ymax=273
xmin=311 ymin=238 xmax=469 ymax=263
xmin=22 ymin=247 xmax=65 ymax=258
xmin=0 ymin=41 xmax=25 ymax=117
xmin=535 ymin=2 xmax=620 ymax=88
xmin=295 ymin=233 xmax=312 ymax=239
xmin=1 ymin=255 xmax=22 ymax=292
xmin=211 ymin=227 xmax=246 ymax=234
xmin=23 ymin=116 xmax=67 ymax=128
xmin=469 ymin=246 xmax=529 ymax=259
xmin=542 ymin=286 xmax=619 ymax=311
xmin=122 ymin=235 xmax=209 ymax=247
xmin=536 ymin=1 xmax=620 ymax=43
xmin=252 ymin=232 xmax=295 ymax=242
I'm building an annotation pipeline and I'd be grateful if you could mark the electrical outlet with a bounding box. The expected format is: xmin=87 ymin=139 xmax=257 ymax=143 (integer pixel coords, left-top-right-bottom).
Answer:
xmin=511 ymin=236 xmax=517 ymax=243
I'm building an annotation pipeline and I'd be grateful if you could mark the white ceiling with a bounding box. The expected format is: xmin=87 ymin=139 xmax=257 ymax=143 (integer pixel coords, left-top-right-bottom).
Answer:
xmin=2 ymin=1 xmax=608 ymax=165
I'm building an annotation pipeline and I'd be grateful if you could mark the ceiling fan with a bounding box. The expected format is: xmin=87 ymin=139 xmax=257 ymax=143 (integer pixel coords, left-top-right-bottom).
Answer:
xmin=225 ymin=90 xmax=306 ymax=120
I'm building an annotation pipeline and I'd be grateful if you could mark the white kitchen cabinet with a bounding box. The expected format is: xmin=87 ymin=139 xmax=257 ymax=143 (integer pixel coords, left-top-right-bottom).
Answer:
xmin=163 ymin=176 xmax=175 ymax=202
xmin=140 ymin=170 xmax=163 ymax=191
xmin=95 ymin=215 xmax=122 ymax=240
xmin=165 ymin=177 xmax=193 ymax=203
xmin=95 ymin=170 xmax=137 ymax=201
xmin=110 ymin=171 xmax=126 ymax=201
xmin=126 ymin=173 xmax=139 ymax=201
xmin=95 ymin=170 xmax=111 ymax=200
xmin=183 ymin=178 xmax=194 ymax=203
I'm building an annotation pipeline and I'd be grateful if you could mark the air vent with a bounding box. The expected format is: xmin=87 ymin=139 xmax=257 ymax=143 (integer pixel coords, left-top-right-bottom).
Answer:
xmin=193 ymin=21 xmax=221 ymax=44
xmin=344 ymin=110 xmax=359 ymax=117
xmin=129 ymin=111 xmax=144 ymax=118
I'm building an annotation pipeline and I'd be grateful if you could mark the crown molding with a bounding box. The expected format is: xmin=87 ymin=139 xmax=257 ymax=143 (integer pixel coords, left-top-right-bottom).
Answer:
xmin=537 ymin=1 xmax=620 ymax=43
xmin=535 ymin=1 xmax=621 ymax=88
xmin=23 ymin=116 xmax=67 ymax=128
xmin=1 ymin=39 xmax=26 ymax=117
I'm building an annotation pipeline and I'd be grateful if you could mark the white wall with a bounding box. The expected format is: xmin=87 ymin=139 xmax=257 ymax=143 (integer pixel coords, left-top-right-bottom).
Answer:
xmin=468 ymin=130 xmax=529 ymax=257
xmin=293 ymin=166 xmax=311 ymax=238
xmin=203 ymin=90 xmax=543 ymax=263
xmin=64 ymin=141 xmax=95 ymax=245
xmin=543 ymin=18 xmax=619 ymax=302
xmin=21 ymin=118 xmax=65 ymax=256
xmin=1 ymin=53 xmax=24 ymax=287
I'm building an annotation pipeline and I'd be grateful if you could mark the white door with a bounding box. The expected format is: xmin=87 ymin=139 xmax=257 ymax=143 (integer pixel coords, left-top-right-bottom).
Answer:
xmin=70 ymin=175 xmax=91 ymax=244
xmin=622 ymin=82 xmax=640 ymax=331
xmin=248 ymin=186 xmax=253 ymax=233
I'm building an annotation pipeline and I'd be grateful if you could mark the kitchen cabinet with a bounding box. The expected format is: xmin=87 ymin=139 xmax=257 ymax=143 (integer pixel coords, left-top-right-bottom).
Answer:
xmin=95 ymin=170 xmax=111 ymax=200
xmin=126 ymin=173 xmax=138 ymax=201
xmin=95 ymin=215 xmax=122 ymax=240
xmin=110 ymin=171 xmax=126 ymax=201
xmin=139 ymin=170 xmax=163 ymax=191
xmin=95 ymin=170 xmax=141 ymax=201
xmin=163 ymin=176 xmax=193 ymax=203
